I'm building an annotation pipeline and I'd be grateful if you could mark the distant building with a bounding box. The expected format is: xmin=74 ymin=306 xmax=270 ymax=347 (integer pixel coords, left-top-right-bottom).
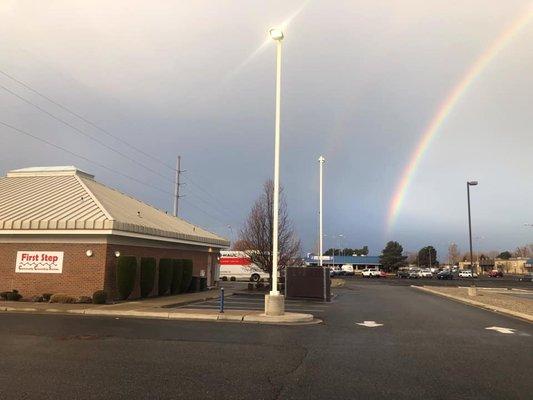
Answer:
xmin=493 ymin=257 xmax=531 ymax=275
xmin=0 ymin=166 xmax=229 ymax=299
xmin=304 ymin=255 xmax=381 ymax=271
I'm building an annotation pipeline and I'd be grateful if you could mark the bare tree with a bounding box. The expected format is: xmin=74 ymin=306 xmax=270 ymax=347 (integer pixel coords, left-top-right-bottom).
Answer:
xmin=237 ymin=180 xmax=301 ymax=279
xmin=514 ymin=245 xmax=531 ymax=258
xmin=447 ymin=243 xmax=460 ymax=265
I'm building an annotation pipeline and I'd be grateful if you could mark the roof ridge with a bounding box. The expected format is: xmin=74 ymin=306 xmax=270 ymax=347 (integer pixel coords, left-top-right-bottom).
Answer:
xmin=74 ymin=175 xmax=114 ymax=221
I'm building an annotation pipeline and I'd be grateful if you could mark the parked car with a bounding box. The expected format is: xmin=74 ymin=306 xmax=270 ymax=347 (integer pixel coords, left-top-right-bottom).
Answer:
xmin=362 ymin=268 xmax=381 ymax=278
xmin=419 ymin=269 xmax=433 ymax=278
xmin=397 ymin=269 xmax=410 ymax=279
xmin=518 ymin=273 xmax=533 ymax=282
xmin=341 ymin=264 xmax=355 ymax=276
xmin=408 ymin=268 xmax=421 ymax=279
xmin=488 ymin=270 xmax=503 ymax=278
xmin=329 ymin=266 xmax=342 ymax=277
xmin=379 ymin=270 xmax=387 ymax=278
xmin=459 ymin=270 xmax=473 ymax=278
xmin=437 ymin=270 xmax=454 ymax=280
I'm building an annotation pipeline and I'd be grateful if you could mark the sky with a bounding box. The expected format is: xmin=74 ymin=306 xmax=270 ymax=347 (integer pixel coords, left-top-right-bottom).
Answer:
xmin=0 ymin=0 xmax=532 ymax=259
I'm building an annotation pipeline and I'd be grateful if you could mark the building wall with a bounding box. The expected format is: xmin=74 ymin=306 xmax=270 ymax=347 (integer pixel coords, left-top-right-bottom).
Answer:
xmin=0 ymin=234 xmax=222 ymax=299
xmin=0 ymin=241 xmax=108 ymax=298
xmin=494 ymin=258 xmax=530 ymax=275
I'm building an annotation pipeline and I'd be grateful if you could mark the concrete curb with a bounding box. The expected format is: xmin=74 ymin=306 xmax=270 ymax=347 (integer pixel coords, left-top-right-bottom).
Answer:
xmin=0 ymin=305 xmax=320 ymax=325
xmin=412 ymin=286 xmax=533 ymax=323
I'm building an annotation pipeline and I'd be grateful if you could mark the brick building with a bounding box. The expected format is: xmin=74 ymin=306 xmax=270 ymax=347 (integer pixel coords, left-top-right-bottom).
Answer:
xmin=0 ymin=166 xmax=229 ymax=299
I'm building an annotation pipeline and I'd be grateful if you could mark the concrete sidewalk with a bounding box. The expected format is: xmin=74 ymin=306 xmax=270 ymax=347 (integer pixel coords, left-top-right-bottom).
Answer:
xmin=413 ymin=286 xmax=533 ymax=323
xmin=0 ymin=289 xmax=318 ymax=325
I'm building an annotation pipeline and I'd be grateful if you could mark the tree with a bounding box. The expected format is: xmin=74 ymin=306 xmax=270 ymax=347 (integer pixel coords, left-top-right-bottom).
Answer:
xmin=379 ymin=241 xmax=407 ymax=272
xmin=447 ymin=243 xmax=460 ymax=265
xmin=497 ymin=251 xmax=512 ymax=260
xmin=237 ymin=180 xmax=301 ymax=280
xmin=324 ymin=248 xmax=342 ymax=256
xmin=514 ymin=246 xmax=531 ymax=258
xmin=418 ymin=246 xmax=438 ymax=267
xmin=353 ymin=246 xmax=369 ymax=256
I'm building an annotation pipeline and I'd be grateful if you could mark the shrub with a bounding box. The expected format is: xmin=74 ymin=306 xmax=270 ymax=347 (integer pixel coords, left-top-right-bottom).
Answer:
xmin=49 ymin=293 xmax=76 ymax=303
xmin=6 ymin=291 xmax=22 ymax=301
xmin=170 ymin=259 xmax=184 ymax=295
xmin=180 ymin=259 xmax=193 ymax=293
xmin=247 ymin=283 xmax=254 ymax=291
xmin=199 ymin=277 xmax=207 ymax=291
xmin=116 ymin=256 xmax=137 ymax=300
xmin=42 ymin=293 xmax=53 ymax=302
xmin=140 ymin=257 xmax=156 ymax=298
xmin=92 ymin=290 xmax=107 ymax=304
xmin=158 ymin=258 xmax=173 ymax=296
xmin=256 ymin=282 xmax=264 ymax=290
xmin=0 ymin=291 xmax=10 ymax=300
xmin=31 ymin=295 xmax=44 ymax=302
xmin=77 ymin=296 xmax=92 ymax=304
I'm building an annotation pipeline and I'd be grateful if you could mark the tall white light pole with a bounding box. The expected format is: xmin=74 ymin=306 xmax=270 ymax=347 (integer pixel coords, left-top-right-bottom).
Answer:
xmin=318 ymin=156 xmax=325 ymax=267
xmin=265 ymin=27 xmax=285 ymax=316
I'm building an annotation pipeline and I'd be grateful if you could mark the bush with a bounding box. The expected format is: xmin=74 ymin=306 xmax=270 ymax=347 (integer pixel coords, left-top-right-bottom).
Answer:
xmin=140 ymin=257 xmax=156 ymax=298
xmin=158 ymin=258 xmax=173 ymax=296
xmin=247 ymin=283 xmax=254 ymax=291
xmin=256 ymin=282 xmax=264 ymax=289
xmin=42 ymin=293 xmax=53 ymax=302
xmin=92 ymin=290 xmax=107 ymax=304
xmin=116 ymin=256 xmax=137 ymax=300
xmin=170 ymin=259 xmax=184 ymax=295
xmin=0 ymin=291 xmax=10 ymax=300
xmin=77 ymin=296 xmax=92 ymax=304
xmin=180 ymin=259 xmax=193 ymax=293
xmin=31 ymin=295 xmax=44 ymax=302
xmin=2 ymin=290 xmax=22 ymax=301
xmin=49 ymin=293 xmax=76 ymax=303
xmin=199 ymin=277 xmax=207 ymax=291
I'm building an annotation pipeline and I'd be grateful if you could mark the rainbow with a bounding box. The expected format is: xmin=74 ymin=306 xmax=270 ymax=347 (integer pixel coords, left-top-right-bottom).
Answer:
xmin=387 ymin=5 xmax=533 ymax=233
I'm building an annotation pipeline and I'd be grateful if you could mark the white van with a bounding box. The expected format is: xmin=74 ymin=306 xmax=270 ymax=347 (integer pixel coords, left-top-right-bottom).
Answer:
xmin=341 ymin=264 xmax=354 ymax=276
xmin=219 ymin=251 xmax=269 ymax=282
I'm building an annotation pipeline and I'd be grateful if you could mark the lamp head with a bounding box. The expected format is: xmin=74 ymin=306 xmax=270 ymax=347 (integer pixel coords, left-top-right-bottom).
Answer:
xmin=269 ymin=28 xmax=284 ymax=41
xmin=468 ymin=181 xmax=478 ymax=186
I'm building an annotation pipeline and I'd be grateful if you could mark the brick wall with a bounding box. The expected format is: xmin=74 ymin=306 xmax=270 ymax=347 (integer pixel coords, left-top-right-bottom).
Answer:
xmin=0 ymin=240 xmax=215 ymax=299
xmin=0 ymin=242 xmax=108 ymax=298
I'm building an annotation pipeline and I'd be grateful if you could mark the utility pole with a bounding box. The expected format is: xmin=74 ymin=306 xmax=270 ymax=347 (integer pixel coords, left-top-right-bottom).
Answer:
xmin=173 ymin=156 xmax=184 ymax=217
xmin=318 ymin=156 xmax=325 ymax=267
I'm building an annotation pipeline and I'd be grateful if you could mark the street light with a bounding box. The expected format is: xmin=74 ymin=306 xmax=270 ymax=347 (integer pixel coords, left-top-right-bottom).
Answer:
xmin=318 ymin=156 xmax=325 ymax=267
xmin=265 ymin=27 xmax=284 ymax=317
xmin=467 ymin=181 xmax=478 ymax=277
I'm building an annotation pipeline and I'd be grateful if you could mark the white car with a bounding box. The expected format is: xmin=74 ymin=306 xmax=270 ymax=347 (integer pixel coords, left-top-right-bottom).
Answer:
xmin=362 ymin=268 xmax=381 ymax=278
xmin=459 ymin=270 xmax=473 ymax=278
xmin=341 ymin=264 xmax=354 ymax=276
xmin=419 ymin=269 xmax=433 ymax=278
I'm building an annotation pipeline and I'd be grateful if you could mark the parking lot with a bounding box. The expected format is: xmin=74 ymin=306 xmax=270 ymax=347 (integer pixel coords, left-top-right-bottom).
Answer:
xmin=173 ymin=293 xmax=331 ymax=315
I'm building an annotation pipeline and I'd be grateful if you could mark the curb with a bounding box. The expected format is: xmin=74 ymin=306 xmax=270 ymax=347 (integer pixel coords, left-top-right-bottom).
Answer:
xmin=0 ymin=305 xmax=320 ymax=325
xmin=412 ymin=286 xmax=533 ymax=323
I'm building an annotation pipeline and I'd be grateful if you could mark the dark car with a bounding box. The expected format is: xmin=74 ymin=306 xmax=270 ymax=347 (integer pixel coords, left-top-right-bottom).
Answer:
xmin=437 ymin=270 xmax=453 ymax=280
xmin=518 ymin=273 xmax=533 ymax=282
xmin=488 ymin=270 xmax=503 ymax=278
xmin=397 ymin=269 xmax=410 ymax=279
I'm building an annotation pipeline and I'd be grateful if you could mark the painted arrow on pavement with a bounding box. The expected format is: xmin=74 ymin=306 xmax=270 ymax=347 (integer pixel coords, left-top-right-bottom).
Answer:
xmin=356 ymin=321 xmax=383 ymax=328
xmin=485 ymin=326 xmax=515 ymax=334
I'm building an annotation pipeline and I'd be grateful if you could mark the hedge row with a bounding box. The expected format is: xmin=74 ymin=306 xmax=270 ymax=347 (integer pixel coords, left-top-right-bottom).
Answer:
xmin=117 ymin=256 xmax=195 ymax=298
xmin=116 ymin=256 xmax=137 ymax=300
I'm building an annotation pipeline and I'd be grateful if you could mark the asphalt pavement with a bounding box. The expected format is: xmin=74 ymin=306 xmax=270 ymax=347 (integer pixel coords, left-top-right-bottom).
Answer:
xmin=1 ymin=279 xmax=531 ymax=399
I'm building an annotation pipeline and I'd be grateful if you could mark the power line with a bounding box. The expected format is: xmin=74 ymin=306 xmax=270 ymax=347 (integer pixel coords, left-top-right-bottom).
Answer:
xmin=0 ymin=120 xmax=231 ymax=227
xmin=0 ymin=69 xmax=176 ymax=172
xmin=0 ymin=69 xmax=241 ymax=224
xmin=0 ymin=120 xmax=172 ymax=196
xmin=0 ymin=82 xmax=174 ymax=184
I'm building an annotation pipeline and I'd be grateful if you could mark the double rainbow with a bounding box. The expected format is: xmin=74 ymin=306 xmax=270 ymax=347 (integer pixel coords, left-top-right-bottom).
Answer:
xmin=387 ymin=5 xmax=533 ymax=233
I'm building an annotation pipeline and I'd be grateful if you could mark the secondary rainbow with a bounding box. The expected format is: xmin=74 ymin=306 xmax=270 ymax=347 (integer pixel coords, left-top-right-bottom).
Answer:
xmin=387 ymin=6 xmax=532 ymax=233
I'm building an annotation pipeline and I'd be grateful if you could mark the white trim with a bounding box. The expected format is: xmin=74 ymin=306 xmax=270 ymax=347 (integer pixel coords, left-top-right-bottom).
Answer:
xmin=0 ymin=229 xmax=228 ymax=248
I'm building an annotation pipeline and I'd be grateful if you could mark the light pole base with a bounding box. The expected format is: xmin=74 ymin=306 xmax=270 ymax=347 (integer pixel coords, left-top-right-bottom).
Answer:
xmin=265 ymin=294 xmax=285 ymax=316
